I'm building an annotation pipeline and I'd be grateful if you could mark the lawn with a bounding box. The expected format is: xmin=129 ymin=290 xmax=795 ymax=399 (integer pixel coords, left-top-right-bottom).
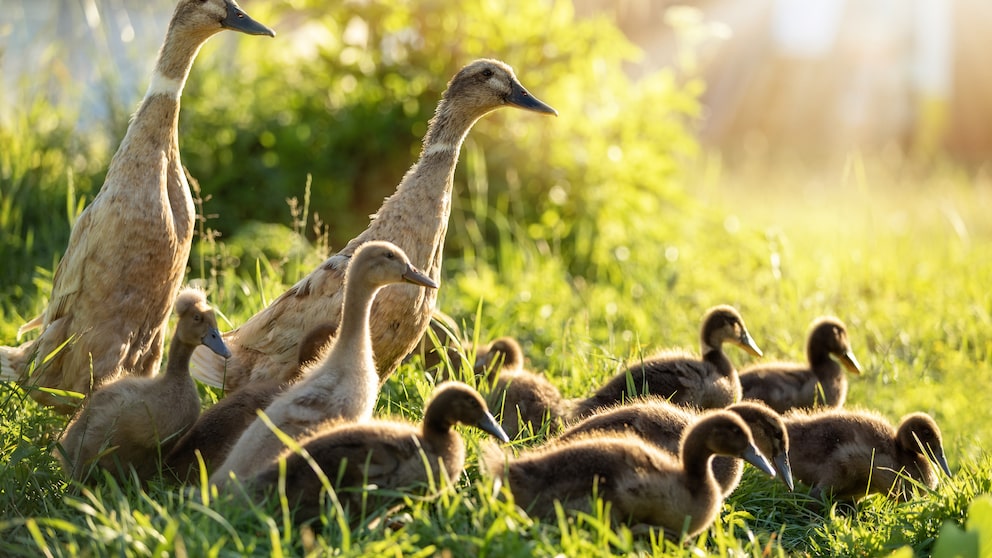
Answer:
xmin=2 ymin=153 xmax=991 ymax=557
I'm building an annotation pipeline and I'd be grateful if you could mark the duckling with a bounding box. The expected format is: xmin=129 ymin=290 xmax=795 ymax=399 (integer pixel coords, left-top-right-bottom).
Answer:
xmin=164 ymin=322 xmax=337 ymax=482
xmin=190 ymin=59 xmax=557 ymax=394
xmin=56 ymin=288 xmax=231 ymax=483
xmin=246 ymin=381 xmax=509 ymax=521
xmin=557 ymin=398 xmax=793 ymax=495
xmin=211 ymin=241 xmax=438 ymax=486
xmin=487 ymin=410 xmax=774 ymax=538
xmin=740 ymin=317 xmax=863 ymax=413
xmin=572 ymin=305 xmax=762 ymax=418
xmin=477 ymin=337 xmax=566 ymax=439
xmin=784 ymin=409 xmax=951 ymax=502
xmin=0 ymin=0 xmax=272 ymax=413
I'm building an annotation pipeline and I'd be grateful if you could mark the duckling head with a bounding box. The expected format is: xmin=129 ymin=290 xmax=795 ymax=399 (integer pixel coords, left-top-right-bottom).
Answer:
xmin=687 ymin=410 xmax=776 ymax=478
xmin=443 ymin=59 xmax=557 ymax=121
xmin=349 ymin=241 xmax=439 ymax=291
xmin=426 ymin=382 xmax=510 ymax=443
xmin=808 ymin=317 xmax=862 ymax=375
xmin=727 ymin=401 xmax=794 ymax=490
xmin=171 ymin=0 xmax=274 ymax=40
xmin=702 ymin=305 xmax=763 ymax=357
xmin=174 ymin=288 xmax=230 ymax=358
xmin=474 ymin=336 xmax=525 ymax=375
xmin=897 ymin=412 xmax=952 ymax=478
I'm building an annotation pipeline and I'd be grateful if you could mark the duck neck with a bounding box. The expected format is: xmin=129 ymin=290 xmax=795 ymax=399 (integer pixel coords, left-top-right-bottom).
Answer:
xmin=343 ymin=97 xmax=486 ymax=278
xmin=162 ymin=335 xmax=196 ymax=381
xmin=807 ymin=344 xmax=840 ymax=378
xmin=331 ymin=277 xmax=381 ymax=364
xmin=702 ymin=345 xmax=733 ymax=376
xmin=681 ymin=428 xmax=717 ymax=491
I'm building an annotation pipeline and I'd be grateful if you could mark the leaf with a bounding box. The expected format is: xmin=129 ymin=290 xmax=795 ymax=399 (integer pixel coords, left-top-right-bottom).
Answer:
xmin=932 ymin=522 xmax=979 ymax=558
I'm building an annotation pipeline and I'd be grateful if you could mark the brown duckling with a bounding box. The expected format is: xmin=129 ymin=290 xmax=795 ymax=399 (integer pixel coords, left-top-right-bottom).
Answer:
xmin=246 ymin=381 xmax=509 ymax=521
xmin=572 ymin=305 xmax=762 ymax=418
xmin=211 ymin=241 xmax=437 ymax=486
xmin=405 ymin=309 xmax=465 ymax=372
xmin=488 ymin=410 xmax=774 ymax=538
xmin=56 ymin=288 xmax=230 ymax=483
xmin=164 ymin=322 xmax=337 ymax=482
xmin=477 ymin=337 xmax=566 ymax=438
xmin=557 ymin=397 xmax=793 ymax=495
xmin=784 ymin=409 xmax=951 ymax=502
xmin=740 ymin=317 xmax=863 ymax=413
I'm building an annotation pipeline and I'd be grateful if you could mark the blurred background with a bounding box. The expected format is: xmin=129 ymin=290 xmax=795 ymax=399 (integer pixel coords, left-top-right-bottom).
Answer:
xmin=1 ymin=0 xmax=990 ymax=308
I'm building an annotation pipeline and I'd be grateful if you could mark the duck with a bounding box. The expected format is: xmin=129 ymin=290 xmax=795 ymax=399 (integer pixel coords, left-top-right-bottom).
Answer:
xmin=0 ymin=0 xmax=273 ymax=414
xmin=55 ymin=288 xmax=231 ymax=483
xmin=189 ymin=59 xmax=557 ymax=394
xmin=164 ymin=322 xmax=337 ymax=483
xmin=571 ymin=305 xmax=762 ymax=418
xmin=245 ymin=381 xmax=509 ymax=521
xmin=740 ymin=317 xmax=863 ymax=413
xmin=486 ymin=410 xmax=774 ymax=538
xmin=211 ymin=241 xmax=438 ymax=486
xmin=784 ymin=409 xmax=951 ymax=502
xmin=556 ymin=397 xmax=793 ymax=495
xmin=476 ymin=337 xmax=566 ymax=438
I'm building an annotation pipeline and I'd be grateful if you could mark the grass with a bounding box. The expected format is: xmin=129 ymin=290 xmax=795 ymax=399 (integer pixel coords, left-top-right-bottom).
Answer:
xmin=3 ymin=152 xmax=992 ymax=557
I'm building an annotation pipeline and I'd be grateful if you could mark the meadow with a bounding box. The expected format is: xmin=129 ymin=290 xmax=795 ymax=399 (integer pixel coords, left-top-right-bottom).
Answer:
xmin=3 ymin=1 xmax=992 ymax=556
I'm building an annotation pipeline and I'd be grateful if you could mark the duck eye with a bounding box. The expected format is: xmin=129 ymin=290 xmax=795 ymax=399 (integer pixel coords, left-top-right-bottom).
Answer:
xmin=482 ymin=69 xmax=494 ymax=78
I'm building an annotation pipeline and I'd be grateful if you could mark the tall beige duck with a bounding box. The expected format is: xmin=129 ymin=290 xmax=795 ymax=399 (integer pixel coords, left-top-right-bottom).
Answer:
xmin=0 ymin=0 xmax=273 ymax=412
xmin=56 ymin=288 xmax=230 ymax=483
xmin=189 ymin=59 xmax=557 ymax=393
xmin=211 ymin=241 xmax=438 ymax=486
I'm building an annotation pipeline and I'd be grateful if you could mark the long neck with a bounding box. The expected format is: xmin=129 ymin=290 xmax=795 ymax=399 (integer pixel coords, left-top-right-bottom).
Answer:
xmin=163 ymin=336 xmax=196 ymax=380
xmin=807 ymin=343 xmax=840 ymax=377
xmin=343 ymin=98 xmax=485 ymax=279
xmin=681 ymin=428 xmax=717 ymax=491
xmin=331 ymin=277 xmax=381 ymax=362
xmin=702 ymin=345 xmax=733 ymax=377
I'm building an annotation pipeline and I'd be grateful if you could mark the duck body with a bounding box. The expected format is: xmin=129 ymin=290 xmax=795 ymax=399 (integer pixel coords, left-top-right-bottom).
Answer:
xmin=740 ymin=317 xmax=862 ymax=413
xmin=247 ymin=381 xmax=508 ymax=521
xmin=189 ymin=59 xmax=557 ymax=394
xmin=475 ymin=337 xmax=565 ymax=438
xmin=0 ymin=0 xmax=272 ymax=414
xmin=164 ymin=322 xmax=337 ymax=482
xmin=557 ymin=398 xmax=792 ymax=495
xmin=211 ymin=242 xmax=438 ymax=485
xmin=573 ymin=306 xmax=762 ymax=418
xmin=491 ymin=411 xmax=774 ymax=537
xmin=56 ymin=288 xmax=230 ymax=483
xmin=784 ymin=409 xmax=950 ymax=501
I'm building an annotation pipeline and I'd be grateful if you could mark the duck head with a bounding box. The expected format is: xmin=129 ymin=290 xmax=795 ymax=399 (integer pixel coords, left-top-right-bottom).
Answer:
xmin=444 ymin=59 xmax=557 ymax=119
xmin=727 ymin=401 xmax=794 ymax=490
xmin=690 ymin=410 xmax=776 ymax=477
xmin=809 ymin=317 xmax=863 ymax=375
xmin=175 ymin=288 xmax=231 ymax=358
xmin=474 ymin=336 xmax=525 ymax=375
xmin=426 ymin=382 xmax=510 ymax=443
xmin=171 ymin=0 xmax=274 ymax=39
xmin=349 ymin=241 xmax=439 ymax=291
xmin=701 ymin=305 xmax=763 ymax=357
xmin=898 ymin=412 xmax=952 ymax=478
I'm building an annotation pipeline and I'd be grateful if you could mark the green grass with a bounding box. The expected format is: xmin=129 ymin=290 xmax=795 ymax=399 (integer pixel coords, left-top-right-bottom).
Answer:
xmin=3 ymin=154 xmax=992 ymax=557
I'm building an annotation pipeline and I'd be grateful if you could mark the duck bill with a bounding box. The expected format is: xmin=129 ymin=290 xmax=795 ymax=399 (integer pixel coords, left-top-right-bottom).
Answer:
xmin=477 ymin=411 xmax=510 ymax=443
xmin=773 ymin=452 xmax=795 ymax=491
xmin=223 ymin=0 xmax=276 ymax=37
xmin=929 ymin=446 xmax=952 ymax=477
xmin=840 ymin=351 xmax=863 ymax=375
xmin=739 ymin=331 xmax=763 ymax=358
xmin=402 ymin=265 xmax=439 ymax=289
xmin=202 ymin=327 xmax=232 ymax=359
xmin=741 ymin=444 xmax=776 ymax=477
xmin=506 ymin=82 xmax=558 ymax=116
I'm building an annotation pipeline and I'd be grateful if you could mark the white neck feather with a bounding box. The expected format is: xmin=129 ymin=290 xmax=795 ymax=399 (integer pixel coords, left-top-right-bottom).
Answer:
xmin=145 ymin=70 xmax=184 ymax=101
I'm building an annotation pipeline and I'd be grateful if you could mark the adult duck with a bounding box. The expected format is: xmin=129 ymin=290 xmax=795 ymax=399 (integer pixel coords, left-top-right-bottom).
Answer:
xmin=1 ymin=0 xmax=272 ymax=413
xmin=246 ymin=381 xmax=509 ymax=521
xmin=56 ymin=288 xmax=230 ymax=483
xmin=572 ymin=305 xmax=762 ymax=418
xmin=740 ymin=317 xmax=863 ymax=413
xmin=784 ymin=409 xmax=951 ymax=501
xmin=488 ymin=410 xmax=774 ymax=538
xmin=189 ymin=59 xmax=557 ymax=393
xmin=211 ymin=241 xmax=437 ymax=485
